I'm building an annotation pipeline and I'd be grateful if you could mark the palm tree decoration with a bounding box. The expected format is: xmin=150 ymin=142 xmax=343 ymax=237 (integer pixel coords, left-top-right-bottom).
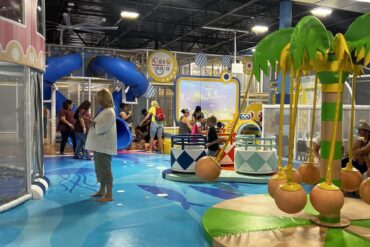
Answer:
xmin=253 ymin=13 xmax=370 ymax=225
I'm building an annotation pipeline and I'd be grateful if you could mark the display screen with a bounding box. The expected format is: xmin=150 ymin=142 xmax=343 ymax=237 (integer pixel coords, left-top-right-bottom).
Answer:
xmin=176 ymin=77 xmax=239 ymax=121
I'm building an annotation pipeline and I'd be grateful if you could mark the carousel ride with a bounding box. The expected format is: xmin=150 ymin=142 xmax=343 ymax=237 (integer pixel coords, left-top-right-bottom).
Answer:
xmin=198 ymin=13 xmax=370 ymax=246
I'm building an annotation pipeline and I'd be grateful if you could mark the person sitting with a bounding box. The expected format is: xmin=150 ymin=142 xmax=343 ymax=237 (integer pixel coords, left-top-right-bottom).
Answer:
xmin=178 ymin=109 xmax=192 ymax=135
xmin=136 ymin=109 xmax=151 ymax=150
xmin=343 ymin=120 xmax=370 ymax=177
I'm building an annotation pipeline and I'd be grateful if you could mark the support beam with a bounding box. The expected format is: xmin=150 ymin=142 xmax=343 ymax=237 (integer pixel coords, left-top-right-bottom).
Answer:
xmin=162 ymin=0 xmax=259 ymax=48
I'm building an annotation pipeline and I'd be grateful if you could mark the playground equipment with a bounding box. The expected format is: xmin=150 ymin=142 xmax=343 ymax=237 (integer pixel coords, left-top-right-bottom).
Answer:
xmin=170 ymin=135 xmax=207 ymax=173
xmin=44 ymin=53 xmax=148 ymax=150
xmin=252 ymin=13 xmax=370 ymax=223
xmin=234 ymin=135 xmax=277 ymax=174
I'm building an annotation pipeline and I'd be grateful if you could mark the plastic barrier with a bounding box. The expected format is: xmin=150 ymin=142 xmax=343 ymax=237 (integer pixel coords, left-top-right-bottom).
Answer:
xmin=234 ymin=135 xmax=277 ymax=174
xmin=170 ymin=135 xmax=207 ymax=173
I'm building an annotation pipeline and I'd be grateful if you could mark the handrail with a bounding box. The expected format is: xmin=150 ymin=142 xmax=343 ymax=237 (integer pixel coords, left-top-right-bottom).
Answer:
xmin=235 ymin=135 xmax=276 ymax=151
xmin=171 ymin=134 xmax=207 ymax=149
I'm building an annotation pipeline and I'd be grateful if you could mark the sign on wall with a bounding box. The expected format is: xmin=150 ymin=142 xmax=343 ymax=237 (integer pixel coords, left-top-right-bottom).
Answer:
xmin=175 ymin=77 xmax=240 ymax=121
xmin=243 ymin=56 xmax=253 ymax=75
xmin=147 ymin=49 xmax=178 ymax=83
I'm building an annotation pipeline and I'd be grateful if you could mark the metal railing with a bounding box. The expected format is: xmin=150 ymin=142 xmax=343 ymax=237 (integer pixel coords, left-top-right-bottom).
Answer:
xmin=171 ymin=135 xmax=207 ymax=149
xmin=235 ymin=135 xmax=276 ymax=151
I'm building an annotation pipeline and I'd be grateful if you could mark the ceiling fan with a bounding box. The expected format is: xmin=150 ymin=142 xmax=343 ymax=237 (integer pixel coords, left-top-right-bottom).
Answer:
xmin=58 ymin=12 xmax=118 ymax=35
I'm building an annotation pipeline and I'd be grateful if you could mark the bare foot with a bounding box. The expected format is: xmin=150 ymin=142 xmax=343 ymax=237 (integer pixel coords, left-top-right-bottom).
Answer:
xmin=90 ymin=192 xmax=105 ymax=197
xmin=96 ymin=197 xmax=113 ymax=202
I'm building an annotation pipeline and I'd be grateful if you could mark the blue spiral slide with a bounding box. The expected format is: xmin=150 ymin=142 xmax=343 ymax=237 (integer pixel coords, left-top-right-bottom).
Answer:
xmin=44 ymin=53 xmax=149 ymax=150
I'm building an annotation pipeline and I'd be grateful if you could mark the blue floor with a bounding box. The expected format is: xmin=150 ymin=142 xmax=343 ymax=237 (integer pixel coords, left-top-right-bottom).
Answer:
xmin=0 ymin=153 xmax=271 ymax=247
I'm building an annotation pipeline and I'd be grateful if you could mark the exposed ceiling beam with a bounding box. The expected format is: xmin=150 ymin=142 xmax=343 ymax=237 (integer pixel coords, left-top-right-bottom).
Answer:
xmin=162 ymin=0 xmax=260 ymax=48
xmin=107 ymin=0 xmax=165 ymax=45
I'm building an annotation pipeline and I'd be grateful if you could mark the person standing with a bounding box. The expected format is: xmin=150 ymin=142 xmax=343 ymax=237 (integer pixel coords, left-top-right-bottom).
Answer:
xmin=57 ymin=100 xmax=76 ymax=155
xmin=206 ymin=116 xmax=220 ymax=157
xmin=119 ymin=103 xmax=133 ymax=131
xmin=85 ymin=89 xmax=117 ymax=202
xmin=141 ymin=100 xmax=164 ymax=153
xmin=191 ymin=106 xmax=203 ymax=124
xmin=73 ymin=100 xmax=92 ymax=160
xmin=136 ymin=109 xmax=151 ymax=150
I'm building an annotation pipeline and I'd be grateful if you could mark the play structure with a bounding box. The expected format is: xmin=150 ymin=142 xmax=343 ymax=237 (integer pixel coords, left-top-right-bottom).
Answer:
xmin=0 ymin=0 xmax=49 ymax=212
xmin=199 ymin=13 xmax=370 ymax=246
xmin=43 ymin=53 xmax=149 ymax=150
xmin=170 ymin=135 xmax=207 ymax=173
xmin=234 ymin=135 xmax=277 ymax=174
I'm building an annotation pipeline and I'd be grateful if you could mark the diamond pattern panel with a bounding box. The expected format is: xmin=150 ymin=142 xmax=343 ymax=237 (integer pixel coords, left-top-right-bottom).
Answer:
xmin=177 ymin=151 xmax=194 ymax=170
xmin=246 ymin=153 xmax=266 ymax=172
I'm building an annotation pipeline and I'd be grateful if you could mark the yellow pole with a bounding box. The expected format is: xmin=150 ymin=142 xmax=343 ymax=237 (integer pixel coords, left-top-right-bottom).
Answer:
xmin=216 ymin=75 xmax=254 ymax=162
xmin=325 ymin=69 xmax=343 ymax=185
xmin=286 ymin=72 xmax=301 ymax=182
xmin=277 ymin=71 xmax=287 ymax=174
xmin=347 ymin=74 xmax=357 ymax=169
xmin=308 ymin=76 xmax=319 ymax=163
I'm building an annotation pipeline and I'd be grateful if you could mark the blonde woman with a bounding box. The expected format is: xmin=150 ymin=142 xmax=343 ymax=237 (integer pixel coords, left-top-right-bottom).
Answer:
xmin=141 ymin=100 xmax=164 ymax=152
xmin=85 ymin=89 xmax=117 ymax=202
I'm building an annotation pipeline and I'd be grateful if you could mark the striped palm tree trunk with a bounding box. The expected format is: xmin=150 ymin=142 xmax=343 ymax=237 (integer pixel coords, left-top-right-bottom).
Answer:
xmin=316 ymin=70 xmax=349 ymax=187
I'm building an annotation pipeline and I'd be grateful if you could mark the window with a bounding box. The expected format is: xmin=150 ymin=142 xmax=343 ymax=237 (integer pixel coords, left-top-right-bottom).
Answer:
xmin=36 ymin=0 xmax=44 ymax=35
xmin=0 ymin=0 xmax=24 ymax=24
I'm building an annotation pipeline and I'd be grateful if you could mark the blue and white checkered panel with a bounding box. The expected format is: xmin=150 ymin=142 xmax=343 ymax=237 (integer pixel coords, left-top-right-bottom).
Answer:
xmin=234 ymin=150 xmax=277 ymax=174
xmin=143 ymin=84 xmax=156 ymax=99
xmin=195 ymin=53 xmax=207 ymax=67
xmin=221 ymin=55 xmax=231 ymax=67
xmin=171 ymin=148 xmax=207 ymax=172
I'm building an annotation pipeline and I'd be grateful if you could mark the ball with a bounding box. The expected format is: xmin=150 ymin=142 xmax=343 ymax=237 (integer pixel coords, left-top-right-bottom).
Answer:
xmin=195 ymin=156 xmax=221 ymax=182
xmin=359 ymin=178 xmax=370 ymax=204
xmin=274 ymin=184 xmax=307 ymax=214
xmin=341 ymin=169 xmax=363 ymax=192
xmin=310 ymin=185 xmax=344 ymax=216
xmin=298 ymin=162 xmax=321 ymax=184
xmin=293 ymin=169 xmax=303 ymax=184
xmin=284 ymin=167 xmax=303 ymax=184
xmin=268 ymin=177 xmax=287 ymax=198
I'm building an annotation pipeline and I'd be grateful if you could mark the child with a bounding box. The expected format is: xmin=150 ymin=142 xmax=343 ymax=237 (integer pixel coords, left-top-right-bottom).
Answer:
xmin=206 ymin=116 xmax=220 ymax=157
xmin=191 ymin=114 xmax=204 ymax=135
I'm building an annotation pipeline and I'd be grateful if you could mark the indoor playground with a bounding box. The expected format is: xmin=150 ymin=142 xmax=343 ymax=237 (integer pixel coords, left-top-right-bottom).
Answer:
xmin=1 ymin=1 xmax=370 ymax=247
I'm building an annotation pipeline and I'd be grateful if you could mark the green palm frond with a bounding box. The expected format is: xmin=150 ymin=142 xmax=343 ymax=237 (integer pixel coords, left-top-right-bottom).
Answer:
xmin=291 ymin=16 xmax=331 ymax=70
xmin=252 ymin=28 xmax=294 ymax=82
xmin=345 ymin=13 xmax=370 ymax=63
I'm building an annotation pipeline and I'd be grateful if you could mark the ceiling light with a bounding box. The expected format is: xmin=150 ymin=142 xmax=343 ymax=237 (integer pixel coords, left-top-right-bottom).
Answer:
xmin=252 ymin=48 xmax=256 ymax=52
xmin=355 ymin=0 xmax=370 ymax=3
xmin=68 ymin=2 xmax=75 ymax=7
xmin=251 ymin=25 xmax=268 ymax=34
xmin=120 ymin=11 xmax=139 ymax=19
xmin=310 ymin=7 xmax=332 ymax=17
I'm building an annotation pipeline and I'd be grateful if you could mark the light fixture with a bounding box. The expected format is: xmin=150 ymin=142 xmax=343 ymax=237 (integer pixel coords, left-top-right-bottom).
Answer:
xmin=252 ymin=48 xmax=256 ymax=52
xmin=68 ymin=2 xmax=75 ymax=7
xmin=120 ymin=11 xmax=139 ymax=19
xmin=251 ymin=25 xmax=268 ymax=35
xmin=310 ymin=7 xmax=332 ymax=17
xmin=355 ymin=0 xmax=370 ymax=3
